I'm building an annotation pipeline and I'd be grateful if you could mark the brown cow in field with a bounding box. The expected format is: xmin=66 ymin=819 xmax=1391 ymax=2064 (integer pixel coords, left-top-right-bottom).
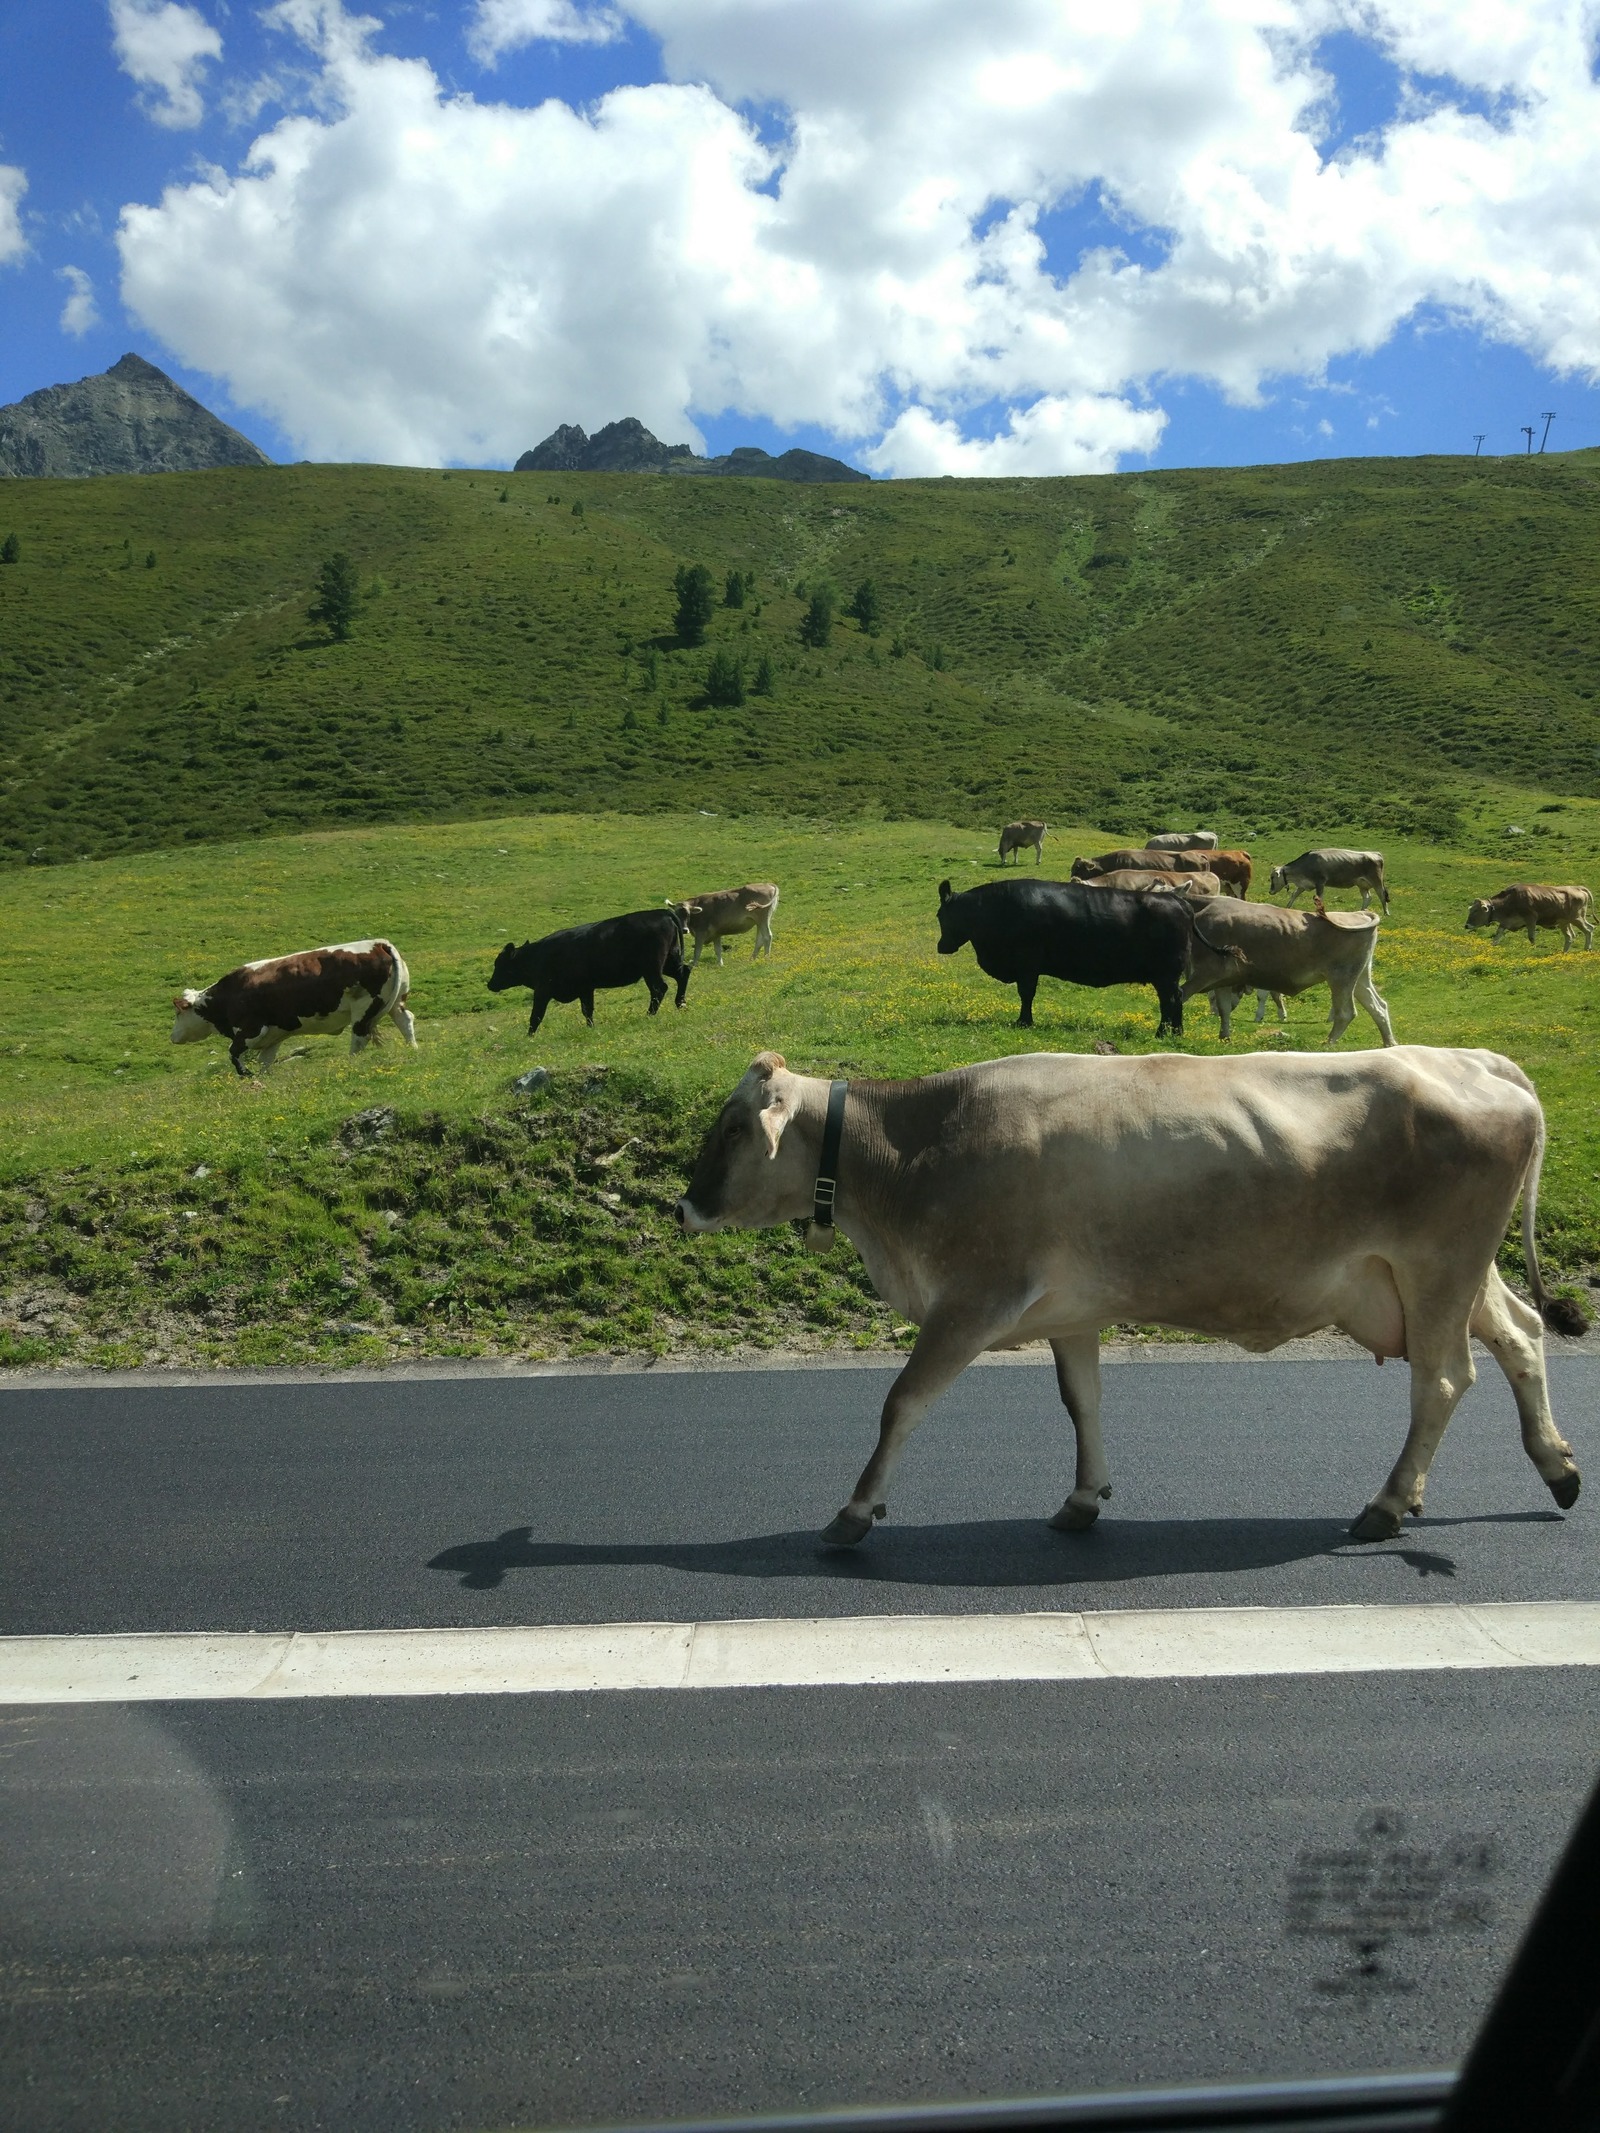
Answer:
xmin=676 ymin=1048 xmax=1584 ymax=1547
xmin=1084 ymin=868 xmax=1222 ymax=900
xmin=1204 ymin=850 xmax=1253 ymax=899
xmin=671 ymin=883 xmax=780 ymax=965
xmin=1070 ymin=848 xmax=1213 ymax=881
xmin=1466 ymin=885 xmax=1594 ymax=951
xmin=1270 ymin=848 xmax=1390 ymax=912
xmin=171 ymin=939 xmax=416 ymax=1076
xmin=1182 ymin=902 xmax=1394 ymax=1045
xmin=998 ymin=820 xmax=1047 ymax=865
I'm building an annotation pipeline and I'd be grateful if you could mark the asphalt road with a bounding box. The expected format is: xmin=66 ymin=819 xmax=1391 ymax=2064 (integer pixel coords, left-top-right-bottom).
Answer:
xmin=3 ymin=1357 xmax=1599 ymax=2131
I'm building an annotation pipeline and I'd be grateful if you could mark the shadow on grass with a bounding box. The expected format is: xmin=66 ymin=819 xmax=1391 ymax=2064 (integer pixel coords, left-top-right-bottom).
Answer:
xmin=424 ymin=1513 xmax=1501 ymax=1592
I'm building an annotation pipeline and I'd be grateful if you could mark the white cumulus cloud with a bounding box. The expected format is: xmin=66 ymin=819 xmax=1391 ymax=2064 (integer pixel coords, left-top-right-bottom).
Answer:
xmin=0 ymin=164 xmax=27 ymax=265
xmin=114 ymin=0 xmax=1600 ymax=472
xmin=468 ymin=0 xmax=624 ymax=63
xmin=58 ymin=265 xmax=101 ymax=336
xmin=110 ymin=0 xmax=223 ymax=129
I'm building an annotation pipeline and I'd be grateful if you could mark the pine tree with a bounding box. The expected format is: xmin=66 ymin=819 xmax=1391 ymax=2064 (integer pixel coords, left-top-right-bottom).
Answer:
xmin=308 ymin=552 xmax=359 ymax=641
xmin=673 ymin=564 xmax=715 ymax=646
xmin=724 ymin=570 xmax=745 ymax=608
xmin=705 ymin=650 xmax=745 ymax=706
xmin=752 ymin=652 xmax=776 ymax=696
xmin=799 ymin=583 xmax=835 ymax=648
xmin=848 ymin=579 xmax=880 ymax=634
xmin=0 ymin=533 xmax=18 ymax=565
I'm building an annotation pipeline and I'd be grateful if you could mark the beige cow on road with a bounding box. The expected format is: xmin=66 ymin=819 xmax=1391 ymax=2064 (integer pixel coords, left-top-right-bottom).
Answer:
xmin=1466 ymin=884 xmax=1594 ymax=951
xmin=998 ymin=820 xmax=1047 ymax=865
xmin=676 ymin=1048 xmax=1584 ymax=1549
xmin=670 ymin=883 xmax=780 ymax=965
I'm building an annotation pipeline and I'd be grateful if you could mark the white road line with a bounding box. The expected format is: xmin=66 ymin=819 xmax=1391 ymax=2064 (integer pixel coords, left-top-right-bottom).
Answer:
xmin=3 ymin=1603 xmax=1600 ymax=1702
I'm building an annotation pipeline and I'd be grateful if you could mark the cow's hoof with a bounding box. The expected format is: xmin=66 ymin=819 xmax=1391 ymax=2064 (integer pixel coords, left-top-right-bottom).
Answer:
xmin=1349 ymin=1503 xmax=1403 ymax=1543
xmin=819 ymin=1503 xmax=885 ymax=1548
xmin=1547 ymin=1469 xmax=1582 ymax=1511
xmin=1049 ymin=1499 xmax=1100 ymax=1532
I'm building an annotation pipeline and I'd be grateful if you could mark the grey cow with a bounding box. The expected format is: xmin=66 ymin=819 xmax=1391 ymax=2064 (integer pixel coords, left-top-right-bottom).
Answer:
xmin=1269 ymin=848 xmax=1390 ymax=912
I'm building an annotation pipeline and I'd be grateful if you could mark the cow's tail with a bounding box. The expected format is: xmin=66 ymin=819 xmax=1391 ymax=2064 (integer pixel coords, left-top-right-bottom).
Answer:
xmin=1521 ymin=1111 xmax=1589 ymax=1335
xmin=1185 ymin=904 xmax=1248 ymax=979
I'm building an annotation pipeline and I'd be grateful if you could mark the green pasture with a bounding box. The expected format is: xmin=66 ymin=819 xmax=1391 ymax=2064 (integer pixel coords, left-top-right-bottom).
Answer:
xmin=2 ymin=809 xmax=1596 ymax=1369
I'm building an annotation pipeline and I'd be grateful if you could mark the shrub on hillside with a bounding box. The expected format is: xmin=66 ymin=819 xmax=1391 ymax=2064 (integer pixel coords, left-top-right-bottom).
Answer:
xmin=705 ymin=650 xmax=745 ymax=706
xmin=799 ymin=583 xmax=835 ymax=647
xmin=752 ymin=653 xmax=776 ymax=696
xmin=1 ymin=533 xmax=18 ymax=564
xmin=724 ymin=570 xmax=745 ymax=608
xmin=848 ymin=579 xmax=881 ymax=634
xmin=308 ymin=552 xmax=360 ymax=641
xmin=674 ymin=564 xmax=715 ymax=646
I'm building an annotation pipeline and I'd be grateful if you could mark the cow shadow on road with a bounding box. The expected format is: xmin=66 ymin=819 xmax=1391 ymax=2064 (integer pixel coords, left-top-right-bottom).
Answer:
xmin=425 ymin=1515 xmax=1481 ymax=1593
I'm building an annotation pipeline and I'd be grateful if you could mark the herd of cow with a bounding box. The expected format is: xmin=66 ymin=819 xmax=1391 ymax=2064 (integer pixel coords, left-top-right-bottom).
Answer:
xmin=165 ymin=826 xmax=1592 ymax=1550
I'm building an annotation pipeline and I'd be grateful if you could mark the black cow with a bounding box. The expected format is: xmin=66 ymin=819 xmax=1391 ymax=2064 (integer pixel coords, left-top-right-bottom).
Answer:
xmin=488 ymin=910 xmax=690 ymax=1034
xmin=936 ymin=877 xmax=1199 ymax=1035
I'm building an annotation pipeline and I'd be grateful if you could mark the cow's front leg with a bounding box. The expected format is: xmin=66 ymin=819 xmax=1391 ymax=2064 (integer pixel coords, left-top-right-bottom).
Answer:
xmin=1047 ymin=1332 xmax=1113 ymax=1530
xmin=821 ymin=1300 xmax=1022 ymax=1546
xmin=714 ymin=937 xmax=725 ymax=967
xmin=527 ymin=990 xmax=551 ymax=1035
xmin=1014 ymin=974 xmax=1038 ymax=1028
xmin=580 ymin=990 xmax=596 ymax=1026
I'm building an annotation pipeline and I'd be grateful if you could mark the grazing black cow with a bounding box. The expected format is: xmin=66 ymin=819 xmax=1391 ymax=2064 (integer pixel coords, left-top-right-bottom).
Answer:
xmin=936 ymin=877 xmax=1201 ymax=1035
xmin=487 ymin=910 xmax=690 ymax=1033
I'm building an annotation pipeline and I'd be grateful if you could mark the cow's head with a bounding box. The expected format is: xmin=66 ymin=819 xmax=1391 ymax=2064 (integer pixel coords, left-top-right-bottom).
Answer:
xmin=170 ymin=989 xmax=213 ymax=1045
xmin=675 ymin=1052 xmax=812 ymax=1234
xmin=935 ymin=879 xmax=974 ymax=955
xmin=1268 ymin=865 xmax=1288 ymax=894
xmin=1069 ymin=858 xmax=1097 ymax=881
xmin=1465 ymin=899 xmax=1494 ymax=931
xmin=487 ymin=941 xmax=533 ymax=992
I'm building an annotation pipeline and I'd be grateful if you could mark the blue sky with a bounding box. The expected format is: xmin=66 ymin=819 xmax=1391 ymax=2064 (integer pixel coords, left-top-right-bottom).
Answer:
xmin=2 ymin=1 xmax=1598 ymax=475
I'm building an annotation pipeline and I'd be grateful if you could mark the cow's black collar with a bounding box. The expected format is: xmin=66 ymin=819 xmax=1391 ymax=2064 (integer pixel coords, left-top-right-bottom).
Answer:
xmin=796 ymin=1078 xmax=848 ymax=1252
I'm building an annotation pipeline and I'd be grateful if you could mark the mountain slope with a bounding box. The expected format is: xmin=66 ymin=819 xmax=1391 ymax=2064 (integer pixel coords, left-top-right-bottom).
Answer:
xmin=0 ymin=353 xmax=272 ymax=480
xmin=0 ymin=448 xmax=1596 ymax=864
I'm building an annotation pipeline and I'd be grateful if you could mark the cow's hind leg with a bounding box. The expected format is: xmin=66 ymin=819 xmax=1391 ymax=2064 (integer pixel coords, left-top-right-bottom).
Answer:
xmin=1326 ymin=977 xmax=1357 ymax=1046
xmin=1472 ymin=1268 xmax=1580 ymax=1508
xmin=1355 ymin=967 xmax=1396 ymax=1046
xmin=1047 ymin=1332 xmax=1113 ymax=1530
xmin=645 ymin=973 xmax=668 ymax=1014
xmin=821 ymin=1300 xmax=1022 ymax=1545
xmin=1351 ymin=1295 xmax=1477 ymax=1541
xmin=1156 ymin=978 xmax=1184 ymax=1037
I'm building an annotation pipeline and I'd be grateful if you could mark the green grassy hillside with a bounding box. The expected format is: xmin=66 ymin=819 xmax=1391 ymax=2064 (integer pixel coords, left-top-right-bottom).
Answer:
xmin=3 ymin=450 xmax=1598 ymax=867
xmin=3 ymin=810 xmax=1596 ymax=1370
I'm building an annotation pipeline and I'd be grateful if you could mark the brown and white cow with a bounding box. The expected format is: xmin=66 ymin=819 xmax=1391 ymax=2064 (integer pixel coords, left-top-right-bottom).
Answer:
xmin=676 ymin=1049 xmax=1583 ymax=1547
xmin=1083 ymin=868 xmax=1223 ymax=900
xmin=670 ymin=884 xmax=780 ymax=966
xmin=998 ymin=820 xmax=1047 ymax=865
xmin=1466 ymin=885 xmax=1594 ymax=951
xmin=1146 ymin=831 xmax=1218 ymax=851
xmin=1270 ymin=849 xmax=1390 ymax=912
xmin=1181 ymin=901 xmax=1395 ymax=1044
xmin=170 ymin=939 xmax=416 ymax=1076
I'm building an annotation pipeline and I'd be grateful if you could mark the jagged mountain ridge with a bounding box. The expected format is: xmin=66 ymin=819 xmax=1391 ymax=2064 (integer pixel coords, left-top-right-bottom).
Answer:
xmin=0 ymin=354 xmax=272 ymax=479
xmin=515 ymin=416 xmax=869 ymax=482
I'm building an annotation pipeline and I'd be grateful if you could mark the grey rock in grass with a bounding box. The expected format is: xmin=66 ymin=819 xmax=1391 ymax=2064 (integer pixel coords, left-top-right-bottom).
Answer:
xmin=512 ymin=1065 xmax=552 ymax=1093
xmin=0 ymin=353 xmax=272 ymax=479
xmin=339 ymin=1106 xmax=398 ymax=1149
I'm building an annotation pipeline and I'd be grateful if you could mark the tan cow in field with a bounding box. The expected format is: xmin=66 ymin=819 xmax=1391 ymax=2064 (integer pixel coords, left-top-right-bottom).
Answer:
xmin=670 ymin=884 xmax=780 ymax=965
xmin=1181 ymin=901 xmax=1395 ymax=1045
xmin=1084 ymin=868 xmax=1223 ymax=899
xmin=1466 ymin=884 xmax=1594 ymax=951
xmin=170 ymin=940 xmax=416 ymax=1076
xmin=1270 ymin=848 xmax=1390 ymax=912
xmin=1071 ymin=848 xmax=1213 ymax=881
xmin=998 ymin=820 xmax=1047 ymax=865
xmin=1146 ymin=831 xmax=1217 ymax=851
xmin=676 ymin=1049 xmax=1584 ymax=1548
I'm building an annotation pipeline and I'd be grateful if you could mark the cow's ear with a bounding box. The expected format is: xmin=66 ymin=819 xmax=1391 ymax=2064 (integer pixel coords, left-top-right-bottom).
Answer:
xmin=751 ymin=1050 xmax=786 ymax=1077
xmin=172 ymin=992 xmax=187 ymax=1010
xmin=503 ymin=942 xmax=515 ymax=956
xmin=938 ymin=879 xmax=952 ymax=903
xmin=758 ymin=1081 xmax=796 ymax=1159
